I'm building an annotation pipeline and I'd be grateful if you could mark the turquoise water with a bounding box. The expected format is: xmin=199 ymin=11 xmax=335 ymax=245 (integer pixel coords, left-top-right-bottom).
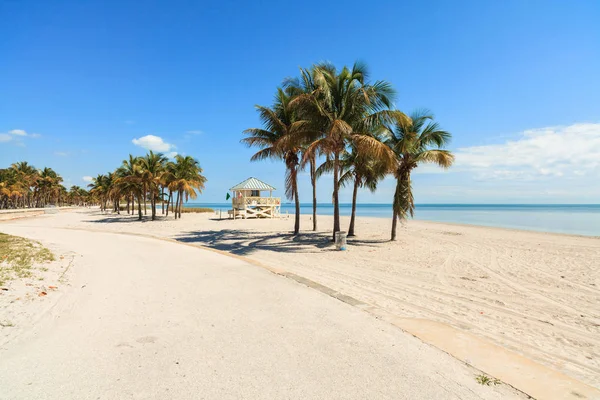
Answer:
xmin=186 ymin=203 xmax=600 ymax=237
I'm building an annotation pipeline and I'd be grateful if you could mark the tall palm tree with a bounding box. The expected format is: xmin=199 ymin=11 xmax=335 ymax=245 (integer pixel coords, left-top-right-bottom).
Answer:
xmin=285 ymin=67 xmax=323 ymax=231
xmin=11 ymin=161 xmax=38 ymax=208
xmin=116 ymin=156 xmax=145 ymax=220
xmin=383 ymin=110 xmax=454 ymax=241
xmin=88 ymin=173 xmax=114 ymax=212
xmin=242 ymin=88 xmax=306 ymax=235
xmin=292 ymin=62 xmax=398 ymax=240
xmin=118 ymin=155 xmax=139 ymax=214
xmin=139 ymin=151 xmax=167 ymax=220
xmin=166 ymin=155 xmax=207 ymax=219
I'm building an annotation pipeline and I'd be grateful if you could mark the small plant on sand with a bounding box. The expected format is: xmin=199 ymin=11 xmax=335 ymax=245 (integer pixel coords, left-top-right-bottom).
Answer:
xmin=0 ymin=233 xmax=54 ymax=286
xmin=0 ymin=320 xmax=15 ymax=328
xmin=475 ymin=374 xmax=502 ymax=386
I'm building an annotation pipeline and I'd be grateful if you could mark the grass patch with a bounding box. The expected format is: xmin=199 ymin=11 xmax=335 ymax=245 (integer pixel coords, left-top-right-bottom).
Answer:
xmin=475 ymin=374 xmax=502 ymax=386
xmin=181 ymin=207 xmax=214 ymax=214
xmin=0 ymin=233 xmax=54 ymax=286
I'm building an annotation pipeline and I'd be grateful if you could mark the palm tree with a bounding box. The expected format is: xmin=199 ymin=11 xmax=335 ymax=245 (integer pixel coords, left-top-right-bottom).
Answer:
xmin=383 ymin=110 xmax=454 ymax=241
xmin=343 ymin=146 xmax=388 ymax=237
xmin=285 ymin=67 xmax=323 ymax=231
xmin=88 ymin=173 xmax=114 ymax=212
xmin=242 ymin=88 xmax=306 ymax=235
xmin=118 ymin=155 xmax=139 ymax=214
xmin=166 ymin=155 xmax=207 ymax=219
xmin=139 ymin=151 xmax=167 ymax=220
xmin=316 ymin=144 xmax=387 ymax=237
xmin=116 ymin=156 xmax=145 ymax=220
xmin=292 ymin=62 xmax=398 ymax=240
xmin=11 ymin=161 xmax=38 ymax=208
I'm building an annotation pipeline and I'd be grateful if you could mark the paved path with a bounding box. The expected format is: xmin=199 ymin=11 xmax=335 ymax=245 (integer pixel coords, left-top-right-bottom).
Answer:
xmin=0 ymin=224 xmax=520 ymax=400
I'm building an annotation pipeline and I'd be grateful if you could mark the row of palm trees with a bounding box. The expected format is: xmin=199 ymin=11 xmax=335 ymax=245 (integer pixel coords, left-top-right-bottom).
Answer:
xmin=243 ymin=62 xmax=454 ymax=241
xmin=0 ymin=162 xmax=92 ymax=209
xmin=87 ymin=152 xmax=207 ymax=221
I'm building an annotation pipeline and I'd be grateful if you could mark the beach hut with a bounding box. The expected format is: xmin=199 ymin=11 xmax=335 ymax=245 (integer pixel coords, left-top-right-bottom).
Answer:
xmin=228 ymin=177 xmax=280 ymax=219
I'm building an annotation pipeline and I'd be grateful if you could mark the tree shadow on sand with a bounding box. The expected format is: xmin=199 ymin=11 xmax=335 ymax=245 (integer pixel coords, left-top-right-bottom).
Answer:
xmin=174 ymin=228 xmax=388 ymax=256
xmin=84 ymin=214 xmax=169 ymax=224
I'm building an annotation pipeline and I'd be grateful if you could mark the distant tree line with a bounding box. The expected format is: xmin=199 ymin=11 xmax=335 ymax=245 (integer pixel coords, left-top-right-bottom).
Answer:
xmin=0 ymin=162 xmax=90 ymax=209
xmin=1 ymin=153 xmax=207 ymax=221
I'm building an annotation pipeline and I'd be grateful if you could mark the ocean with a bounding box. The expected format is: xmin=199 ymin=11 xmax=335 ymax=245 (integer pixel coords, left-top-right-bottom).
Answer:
xmin=185 ymin=203 xmax=600 ymax=237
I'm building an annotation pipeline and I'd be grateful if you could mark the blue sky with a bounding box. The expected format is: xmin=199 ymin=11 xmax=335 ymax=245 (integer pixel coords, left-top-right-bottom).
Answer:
xmin=1 ymin=0 xmax=599 ymax=204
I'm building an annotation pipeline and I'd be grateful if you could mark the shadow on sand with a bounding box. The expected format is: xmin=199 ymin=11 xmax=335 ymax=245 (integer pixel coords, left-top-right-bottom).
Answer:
xmin=174 ymin=228 xmax=388 ymax=256
xmin=83 ymin=211 xmax=388 ymax=255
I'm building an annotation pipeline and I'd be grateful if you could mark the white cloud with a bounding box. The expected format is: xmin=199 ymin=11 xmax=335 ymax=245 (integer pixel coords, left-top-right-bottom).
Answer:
xmin=0 ymin=129 xmax=40 ymax=142
xmin=165 ymin=151 xmax=178 ymax=159
xmin=82 ymin=176 xmax=93 ymax=182
xmin=186 ymin=130 xmax=203 ymax=135
xmin=9 ymin=129 xmax=27 ymax=136
xmin=132 ymin=134 xmax=175 ymax=152
xmin=54 ymin=151 xmax=69 ymax=157
xmin=454 ymin=123 xmax=600 ymax=180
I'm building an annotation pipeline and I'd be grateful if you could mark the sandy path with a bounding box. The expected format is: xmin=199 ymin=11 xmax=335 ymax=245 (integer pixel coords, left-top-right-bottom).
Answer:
xmin=0 ymin=222 xmax=523 ymax=400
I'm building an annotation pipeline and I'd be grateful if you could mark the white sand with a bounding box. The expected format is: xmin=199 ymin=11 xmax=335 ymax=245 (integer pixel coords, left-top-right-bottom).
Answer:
xmin=36 ymin=209 xmax=599 ymax=387
xmin=0 ymin=217 xmax=527 ymax=400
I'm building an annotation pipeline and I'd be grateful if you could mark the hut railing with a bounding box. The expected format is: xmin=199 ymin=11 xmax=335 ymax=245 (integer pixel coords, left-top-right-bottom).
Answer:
xmin=232 ymin=196 xmax=281 ymax=208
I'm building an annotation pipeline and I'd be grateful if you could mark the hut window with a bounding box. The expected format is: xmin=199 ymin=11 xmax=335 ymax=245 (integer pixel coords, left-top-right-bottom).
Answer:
xmin=251 ymin=190 xmax=260 ymax=197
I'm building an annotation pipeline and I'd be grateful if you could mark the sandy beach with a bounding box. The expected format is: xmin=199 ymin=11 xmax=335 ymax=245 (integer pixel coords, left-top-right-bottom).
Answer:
xmin=1 ymin=208 xmax=599 ymax=399
xmin=0 ymin=211 xmax=530 ymax=400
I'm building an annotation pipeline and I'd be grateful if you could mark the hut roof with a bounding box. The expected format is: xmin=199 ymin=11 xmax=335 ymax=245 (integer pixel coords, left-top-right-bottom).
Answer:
xmin=229 ymin=177 xmax=276 ymax=191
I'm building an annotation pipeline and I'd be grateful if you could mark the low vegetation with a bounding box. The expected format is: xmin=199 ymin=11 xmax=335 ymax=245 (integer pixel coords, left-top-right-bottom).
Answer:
xmin=0 ymin=233 xmax=54 ymax=286
xmin=180 ymin=207 xmax=214 ymax=214
xmin=475 ymin=374 xmax=502 ymax=386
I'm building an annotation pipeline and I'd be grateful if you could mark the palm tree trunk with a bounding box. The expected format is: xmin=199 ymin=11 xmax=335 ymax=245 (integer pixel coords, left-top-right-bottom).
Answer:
xmin=310 ymin=157 xmax=317 ymax=231
xmin=391 ymin=209 xmax=398 ymax=241
xmin=151 ymin=189 xmax=156 ymax=221
xmin=126 ymin=198 xmax=130 ymax=214
xmin=178 ymin=190 xmax=183 ymax=218
xmin=293 ymin=173 xmax=300 ymax=236
xmin=166 ymin=190 xmax=172 ymax=216
xmin=332 ymin=152 xmax=341 ymax=241
xmin=348 ymin=175 xmax=359 ymax=237
xmin=391 ymin=179 xmax=402 ymax=241
xmin=161 ymin=186 xmax=165 ymax=214
xmin=137 ymin=194 xmax=143 ymax=220
xmin=143 ymin=185 xmax=147 ymax=215
xmin=174 ymin=190 xmax=180 ymax=219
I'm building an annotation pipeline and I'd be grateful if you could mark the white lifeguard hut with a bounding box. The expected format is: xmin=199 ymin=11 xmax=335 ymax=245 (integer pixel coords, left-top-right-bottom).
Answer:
xmin=228 ymin=177 xmax=281 ymax=219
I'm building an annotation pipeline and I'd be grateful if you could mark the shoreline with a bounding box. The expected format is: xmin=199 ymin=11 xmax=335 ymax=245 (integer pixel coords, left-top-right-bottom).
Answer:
xmin=189 ymin=203 xmax=600 ymax=237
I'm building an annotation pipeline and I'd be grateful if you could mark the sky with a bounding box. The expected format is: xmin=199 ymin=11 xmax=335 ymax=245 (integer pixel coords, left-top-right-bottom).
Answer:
xmin=1 ymin=0 xmax=599 ymax=204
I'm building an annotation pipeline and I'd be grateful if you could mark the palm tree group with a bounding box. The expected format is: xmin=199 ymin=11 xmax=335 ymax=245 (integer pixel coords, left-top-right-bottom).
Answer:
xmin=0 ymin=162 xmax=90 ymax=209
xmin=244 ymin=61 xmax=454 ymax=240
xmin=1 ymin=152 xmax=207 ymax=221
xmin=89 ymin=152 xmax=207 ymax=221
